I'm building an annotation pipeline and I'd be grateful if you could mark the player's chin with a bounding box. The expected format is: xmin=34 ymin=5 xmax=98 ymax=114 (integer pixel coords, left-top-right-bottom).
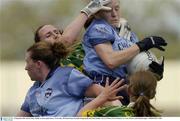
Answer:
xmin=28 ymin=74 xmax=36 ymax=81
xmin=111 ymin=22 xmax=119 ymax=28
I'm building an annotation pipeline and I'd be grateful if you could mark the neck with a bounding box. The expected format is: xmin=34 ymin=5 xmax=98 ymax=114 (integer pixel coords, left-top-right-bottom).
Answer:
xmin=39 ymin=67 xmax=51 ymax=83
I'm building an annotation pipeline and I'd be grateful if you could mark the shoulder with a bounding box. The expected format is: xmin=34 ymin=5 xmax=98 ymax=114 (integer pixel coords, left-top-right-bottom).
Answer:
xmin=29 ymin=81 xmax=40 ymax=92
xmin=69 ymin=68 xmax=90 ymax=80
xmin=58 ymin=66 xmax=74 ymax=71
xmin=84 ymin=19 xmax=116 ymax=45
xmin=86 ymin=19 xmax=113 ymax=35
xmin=56 ymin=66 xmax=88 ymax=80
xmin=54 ymin=66 xmax=74 ymax=75
xmin=130 ymin=32 xmax=139 ymax=43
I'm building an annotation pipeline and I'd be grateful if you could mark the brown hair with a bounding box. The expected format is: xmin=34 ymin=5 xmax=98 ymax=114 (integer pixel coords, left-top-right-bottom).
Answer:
xmin=27 ymin=41 xmax=69 ymax=69
xmin=34 ymin=25 xmax=46 ymax=43
xmin=84 ymin=16 xmax=95 ymax=29
xmin=128 ymin=71 xmax=160 ymax=116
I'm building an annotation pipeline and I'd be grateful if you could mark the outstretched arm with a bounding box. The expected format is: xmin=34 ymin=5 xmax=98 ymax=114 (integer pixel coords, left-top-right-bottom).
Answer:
xmin=77 ymin=78 xmax=126 ymax=117
xmin=61 ymin=0 xmax=111 ymax=47
xmin=61 ymin=13 xmax=88 ymax=47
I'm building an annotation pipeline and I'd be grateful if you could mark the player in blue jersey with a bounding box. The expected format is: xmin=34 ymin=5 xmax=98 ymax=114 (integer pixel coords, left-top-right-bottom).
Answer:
xmin=32 ymin=0 xmax=113 ymax=71
xmin=34 ymin=0 xmax=112 ymax=47
xmin=82 ymin=0 xmax=167 ymax=105
xmin=16 ymin=41 xmax=125 ymax=117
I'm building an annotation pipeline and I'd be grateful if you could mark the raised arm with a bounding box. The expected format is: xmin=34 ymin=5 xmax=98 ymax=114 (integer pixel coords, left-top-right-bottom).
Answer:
xmin=61 ymin=0 xmax=111 ymax=47
xmin=60 ymin=13 xmax=88 ymax=47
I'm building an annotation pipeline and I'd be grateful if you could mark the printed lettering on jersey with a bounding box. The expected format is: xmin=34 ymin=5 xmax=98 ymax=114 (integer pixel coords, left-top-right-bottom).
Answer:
xmin=117 ymin=42 xmax=132 ymax=50
xmin=45 ymin=88 xmax=53 ymax=98
xmin=113 ymin=40 xmax=133 ymax=51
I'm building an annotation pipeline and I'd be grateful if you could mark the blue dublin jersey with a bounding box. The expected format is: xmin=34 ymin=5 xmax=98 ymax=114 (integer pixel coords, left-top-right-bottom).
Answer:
xmin=83 ymin=19 xmax=139 ymax=78
xmin=21 ymin=67 xmax=93 ymax=117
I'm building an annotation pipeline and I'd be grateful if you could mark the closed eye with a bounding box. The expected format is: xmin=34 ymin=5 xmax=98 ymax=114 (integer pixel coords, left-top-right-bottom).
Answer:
xmin=45 ymin=32 xmax=51 ymax=38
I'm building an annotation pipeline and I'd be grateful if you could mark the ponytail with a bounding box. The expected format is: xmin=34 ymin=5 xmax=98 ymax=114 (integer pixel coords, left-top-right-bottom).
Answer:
xmin=128 ymin=71 xmax=161 ymax=116
xmin=133 ymin=95 xmax=158 ymax=116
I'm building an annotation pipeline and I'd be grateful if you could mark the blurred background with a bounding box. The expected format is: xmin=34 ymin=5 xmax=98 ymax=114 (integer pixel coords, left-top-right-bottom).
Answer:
xmin=0 ymin=0 xmax=180 ymax=116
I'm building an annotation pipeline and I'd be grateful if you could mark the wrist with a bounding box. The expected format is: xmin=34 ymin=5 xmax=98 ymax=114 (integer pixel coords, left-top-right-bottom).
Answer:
xmin=81 ymin=9 xmax=91 ymax=17
xmin=136 ymin=42 xmax=143 ymax=52
xmin=80 ymin=11 xmax=89 ymax=19
xmin=97 ymin=94 xmax=109 ymax=103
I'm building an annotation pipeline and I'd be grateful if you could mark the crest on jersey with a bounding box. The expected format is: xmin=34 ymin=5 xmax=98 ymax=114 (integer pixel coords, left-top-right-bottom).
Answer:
xmin=45 ymin=88 xmax=53 ymax=98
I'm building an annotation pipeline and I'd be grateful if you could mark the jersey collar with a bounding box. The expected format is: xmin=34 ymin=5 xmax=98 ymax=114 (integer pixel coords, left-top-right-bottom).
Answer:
xmin=39 ymin=65 xmax=59 ymax=87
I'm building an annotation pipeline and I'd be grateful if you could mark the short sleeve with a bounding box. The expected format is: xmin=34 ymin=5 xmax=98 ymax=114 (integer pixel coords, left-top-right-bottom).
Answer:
xmin=20 ymin=93 xmax=30 ymax=113
xmin=131 ymin=32 xmax=139 ymax=43
xmin=67 ymin=69 xmax=93 ymax=97
xmin=88 ymin=24 xmax=115 ymax=46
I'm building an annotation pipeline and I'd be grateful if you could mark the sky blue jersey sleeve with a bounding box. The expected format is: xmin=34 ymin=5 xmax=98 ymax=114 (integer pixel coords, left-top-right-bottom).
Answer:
xmin=131 ymin=32 xmax=139 ymax=43
xmin=87 ymin=23 xmax=115 ymax=46
xmin=21 ymin=92 xmax=30 ymax=113
xmin=20 ymin=81 xmax=40 ymax=113
xmin=67 ymin=69 xmax=93 ymax=97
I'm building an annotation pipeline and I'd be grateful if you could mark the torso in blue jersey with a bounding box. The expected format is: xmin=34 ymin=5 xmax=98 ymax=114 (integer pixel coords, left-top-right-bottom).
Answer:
xmin=83 ymin=19 xmax=139 ymax=78
xmin=21 ymin=67 xmax=93 ymax=117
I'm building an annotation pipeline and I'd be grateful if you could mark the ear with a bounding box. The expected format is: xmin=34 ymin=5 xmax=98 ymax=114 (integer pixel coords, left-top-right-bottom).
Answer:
xmin=35 ymin=60 xmax=43 ymax=68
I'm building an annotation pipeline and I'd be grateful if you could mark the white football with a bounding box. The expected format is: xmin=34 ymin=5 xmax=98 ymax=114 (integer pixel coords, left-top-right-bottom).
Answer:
xmin=127 ymin=51 xmax=158 ymax=75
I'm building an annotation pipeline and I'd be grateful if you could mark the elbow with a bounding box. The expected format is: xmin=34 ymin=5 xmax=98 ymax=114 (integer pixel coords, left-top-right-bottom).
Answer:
xmin=105 ymin=60 xmax=117 ymax=69
xmin=76 ymin=111 xmax=83 ymax=117
xmin=64 ymin=40 xmax=74 ymax=47
xmin=61 ymin=35 xmax=75 ymax=47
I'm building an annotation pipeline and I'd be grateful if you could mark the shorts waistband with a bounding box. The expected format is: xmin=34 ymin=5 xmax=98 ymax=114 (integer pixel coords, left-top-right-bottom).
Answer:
xmin=82 ymin=70 xmax=126 ymax=84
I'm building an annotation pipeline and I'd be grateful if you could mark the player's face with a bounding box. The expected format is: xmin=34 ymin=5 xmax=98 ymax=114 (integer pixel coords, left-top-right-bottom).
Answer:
xmin=100 ymin=0 xmax=121 ymax=27
xmin=38 ymin=25 xmax=63 ymax=43
xmin=25 ymin=52 xmax=40 ymax=81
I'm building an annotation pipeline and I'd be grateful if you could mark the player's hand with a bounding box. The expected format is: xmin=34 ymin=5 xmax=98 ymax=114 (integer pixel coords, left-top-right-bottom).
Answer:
xmin=149 ymin=56 xmax=164 ymax=81
xmin=99 ymin=78 xmax=127 ymax=102
xmin=81 ymin=0 xmax=111 ymax=17
xmin=118 ymin=18 xmax=131 ymax=41
xmin=136 ymin=36 xmax=167 ymax=52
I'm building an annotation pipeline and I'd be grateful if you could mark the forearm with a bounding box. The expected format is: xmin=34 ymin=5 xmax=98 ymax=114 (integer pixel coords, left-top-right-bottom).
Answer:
xmin=61 ymin=13 xmax=88 ymax=47
xmin=77 ymin=96 xmax=106 ymax=117
xmin=85 ymin=84 xmax=104 ymax=98
xmin=95 ymin=44 xmax=140 ymax=69
xmin=110 ymin=45 xmax=140 ymax=67
xmin=78 ymin=78 xmax=124 ymax=117
xmin=61 ymin=0 xmax=112 ymax=47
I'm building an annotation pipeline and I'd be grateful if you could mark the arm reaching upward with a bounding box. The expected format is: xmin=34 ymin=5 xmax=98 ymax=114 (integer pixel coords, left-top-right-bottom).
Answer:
xmin=61 ymin=0 xmax=111 ymax=47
